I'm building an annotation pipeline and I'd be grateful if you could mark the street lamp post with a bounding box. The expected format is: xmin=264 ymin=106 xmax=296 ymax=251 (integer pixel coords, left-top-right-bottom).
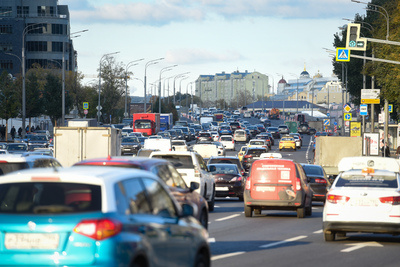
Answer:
xmin=186 ymin=81 xmax=194 ymax=113
xmin=124 ymin=58 xmax=144 ymax=118
xmin=98 ymin=51 xmax=120 ymax=123
xmin=144 ymin=58 xmax=164 ymax=113
xmin=179 ymin=76 xmax=188 ymax=116
xmin=158 ymin=65 xmax=177 ymax=113
xmin=173 ymin=72 xmax=190 ymax=105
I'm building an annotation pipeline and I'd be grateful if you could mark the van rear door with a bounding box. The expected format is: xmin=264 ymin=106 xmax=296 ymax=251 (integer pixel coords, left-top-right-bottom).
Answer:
xmin=249 ymin=159 xmax=298 ymax=201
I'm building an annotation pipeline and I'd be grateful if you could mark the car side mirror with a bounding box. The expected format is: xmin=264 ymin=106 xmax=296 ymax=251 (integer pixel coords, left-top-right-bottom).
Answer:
xmin=189 ymin=181 xmax=199 ymax=192
xmin=208 ymin=165 xmax=216 ymax=172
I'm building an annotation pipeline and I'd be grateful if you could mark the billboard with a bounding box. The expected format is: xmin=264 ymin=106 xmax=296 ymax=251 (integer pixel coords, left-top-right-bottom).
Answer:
xmin=129 ymin=103 xmax=152 ymax=115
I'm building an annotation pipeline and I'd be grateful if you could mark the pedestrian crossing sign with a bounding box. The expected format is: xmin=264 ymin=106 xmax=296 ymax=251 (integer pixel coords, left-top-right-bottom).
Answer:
xmin=336 ymin=48 xmax=350 ymax=62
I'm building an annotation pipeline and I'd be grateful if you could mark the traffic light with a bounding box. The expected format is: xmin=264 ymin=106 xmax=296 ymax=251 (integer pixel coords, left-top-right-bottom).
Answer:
xmin=346 ymin=23 xmax=367 ymax=51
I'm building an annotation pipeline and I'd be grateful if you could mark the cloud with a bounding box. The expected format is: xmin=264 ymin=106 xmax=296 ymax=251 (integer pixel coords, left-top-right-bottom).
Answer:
xmin=66 ymin=0 xmax=364 ymax=25
xmin=165 ymin=48 xmax=244 ymax=64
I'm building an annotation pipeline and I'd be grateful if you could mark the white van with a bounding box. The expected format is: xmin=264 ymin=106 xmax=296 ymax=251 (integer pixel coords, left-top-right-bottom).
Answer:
xmin=143 ymin=138 xmax=172 ymax=152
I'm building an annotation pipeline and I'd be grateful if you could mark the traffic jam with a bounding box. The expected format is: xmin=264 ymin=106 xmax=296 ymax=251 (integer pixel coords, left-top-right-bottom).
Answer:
xmin=0 ymin=109 xmax=399 ymax=266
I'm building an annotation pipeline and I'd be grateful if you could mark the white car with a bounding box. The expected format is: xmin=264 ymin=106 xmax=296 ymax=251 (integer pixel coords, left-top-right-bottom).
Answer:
xmin=291 ymin=135 xmax=301 ymax=148
xmin=323 ymin=156 xmax=400 ymax=241
xmin=210 ymin=131 xmax=220 ymax=142
xmin=150 ymin=151 xmax=216 ymax=211
xmin=219 ymin=135 xmax=235 ymax=151
xmin=247 ymin=139 xmax=269 ymax=150
xmin=171 ymin=140 xmax=188 ymax=151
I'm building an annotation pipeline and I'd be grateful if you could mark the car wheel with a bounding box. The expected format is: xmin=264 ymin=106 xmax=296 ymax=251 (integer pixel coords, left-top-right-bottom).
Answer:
xmin=208 ymin=187 xmax=215 ymax=212
xmin=294 ymin=148 xmax=297 ymax=151
xmin=297 ymin=207 xmax=305 ymax=218
xmin=244 ymin=205 xmax=253 ymax=217
xmin=254 ymin=208 xmax=261 ymax=215
xmin=199 ymin=208 xmax=209 ymax=229
xmin=194 ymin=251 xmax=210 ymax=267
xmin=324 ymin=231 xmax=336 ymax=242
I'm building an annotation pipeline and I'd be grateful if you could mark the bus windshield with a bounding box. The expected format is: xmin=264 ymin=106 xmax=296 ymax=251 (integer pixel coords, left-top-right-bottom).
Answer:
xmin=135 ymin=120 xmax=152 ymax=129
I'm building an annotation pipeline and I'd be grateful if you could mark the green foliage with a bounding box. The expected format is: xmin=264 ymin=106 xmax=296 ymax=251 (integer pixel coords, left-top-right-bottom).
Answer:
xmin=0 ymin=71 xmax=20 ymax=121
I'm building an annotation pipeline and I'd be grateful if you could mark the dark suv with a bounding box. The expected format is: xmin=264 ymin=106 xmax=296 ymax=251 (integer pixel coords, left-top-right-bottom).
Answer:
xmin=208 ymin=156 xmax=245 ymax=176
xmin=298 ymin=123 xmax=310 ymax=134
xmin=242 ymin=147 xmax=268 ymax=171
xmin=229 ymin=122 xmax=241 ymax=133
xmin=196 ymin=131 xmax=213 ymax=143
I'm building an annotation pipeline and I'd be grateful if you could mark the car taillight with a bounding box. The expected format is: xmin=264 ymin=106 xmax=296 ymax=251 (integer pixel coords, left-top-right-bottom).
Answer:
xmin=295 ymin=178 xmax=301 ymax=190
xmin=379 ymin=196 xmax=400 ymax=205
xmin=315 ymin=178 xmax=327 ymax=184
xmin=244 ymin=155 xmax=252 ymax=158
xmin=245 ymin=177 xmax=251 ymax=190
xmin=194 ymin=166 xmax=201 ymax=177
xmin=74 ymin=219 xmax=122 ymax=240
xmin=230 ymin=176 xmax=242 ymax=182
xmin=326 ymin=194 xmax=350 ymax=204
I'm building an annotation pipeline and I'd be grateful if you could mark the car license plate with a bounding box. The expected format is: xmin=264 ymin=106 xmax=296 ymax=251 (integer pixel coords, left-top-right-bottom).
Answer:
xmin=352 ymin=198 xmax=378 ymax=207
xmin=217 ymin=187 xmax=229 ymax=191
xmin=5 ymin=233 xmax=59 ymax=249
xmin=256 ymin=186 xmax=275 ymax=192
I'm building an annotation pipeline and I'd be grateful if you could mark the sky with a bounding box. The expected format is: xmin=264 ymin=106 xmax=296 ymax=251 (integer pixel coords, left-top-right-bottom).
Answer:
xmin=60 ymin=0 xmax=367 ymax=96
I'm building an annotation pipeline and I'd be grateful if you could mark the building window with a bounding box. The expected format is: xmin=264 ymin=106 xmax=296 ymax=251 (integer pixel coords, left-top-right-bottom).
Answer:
xmin=0 ymin=25 xmax=12 ymax=34
xmin=37 ymin=6 xmax=54 ymax=17
xmin=0 ymin=7 xmax=12 ymax=17
xmin=0 ymin=43 xmax=12 ymax=52
xmin=26 ymin=41 xmax=48 ymax=52
xmin=52 ymin=42 xmax=63 ymax=52
xmin=17 ymin=6 xmax=29 ymax=17
xmin=26 ymin=23 xmax=47 ymax=34
xmin=0 ymin=60 xmax=13 ymax=70
xmin=51 ymin=24 xmax=66 ymax=35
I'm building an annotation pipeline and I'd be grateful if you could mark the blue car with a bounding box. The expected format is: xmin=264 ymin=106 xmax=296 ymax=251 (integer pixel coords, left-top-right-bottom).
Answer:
xmin=0 ymin=167 xmax=210 ymax=266
xmin=219 ymin=126 xmax=232 ymax=135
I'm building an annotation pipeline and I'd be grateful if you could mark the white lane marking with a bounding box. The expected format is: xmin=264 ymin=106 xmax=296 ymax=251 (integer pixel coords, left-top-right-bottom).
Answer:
xmin=341 ymin=242 xmax=383 ymax=253
xmin=216 ymin=214 xmax=241 ymax=222
xmin=211 ymin=251 xmax=245 ymax=261
xmin=313 ymin=229 xmax=323 ymax=234
xmin=208 ymin=237 xmax=216 ymax=243
xmin=259 ymin=235 xmax=307 ymax=249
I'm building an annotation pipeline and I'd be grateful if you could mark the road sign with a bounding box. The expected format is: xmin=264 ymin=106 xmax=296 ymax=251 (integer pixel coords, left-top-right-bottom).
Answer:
xmin=334 ymin=121 xmax=338 ymax=126
xmin=84 ymin=109 xmax=88 ymax=115
xmin=336 ymin=48 xmax=350 ymax=62
xmin=361 ymin=89 xmax=380 ymax=104
xmin=360 ymin=104 xmax=368 ymax=116
xmin=389 ymin=104 xmax=393 ymax=113
xmin=83 ymin=102 xmax=89 ymax=110
xmin=96 ymin=105 xmax=102 ymax=111
xmin=344 ymin=104 xmax=351 ymax=113
xmin=323 ymin=119 xmax=330 ymax=126
xmin=327 ymin=113 xmax=330 ymax=117
xmin=344 ymin=113 xmax=352 ymax=121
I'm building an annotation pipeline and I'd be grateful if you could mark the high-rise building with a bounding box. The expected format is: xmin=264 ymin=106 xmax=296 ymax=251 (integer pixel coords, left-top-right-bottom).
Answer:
xmin=0 ymin=0 xmax=74 ymax=76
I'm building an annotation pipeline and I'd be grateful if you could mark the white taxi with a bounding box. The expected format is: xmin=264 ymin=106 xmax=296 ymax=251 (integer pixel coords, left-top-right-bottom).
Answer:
xmin=323 ymin=156 xmax=400 ymax=241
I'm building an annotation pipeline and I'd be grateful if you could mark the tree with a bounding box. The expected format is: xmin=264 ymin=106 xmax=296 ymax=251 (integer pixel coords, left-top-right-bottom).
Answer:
xmin=0 ymin=71 xmax=20 ymax=140
xmin=43 ymin=73 xmax=72 ymax=126
xmin=98 ymin=56 xmax=125 ymax=123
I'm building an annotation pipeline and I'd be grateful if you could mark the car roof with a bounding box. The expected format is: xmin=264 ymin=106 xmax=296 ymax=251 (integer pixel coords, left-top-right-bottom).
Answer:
xmin=0 ymin=154 xmax=57 ymax=163
xmin=0 ymin=166 xmax=156 ymax=186
xmin=74 ymin=156 xmax=170 ymax=167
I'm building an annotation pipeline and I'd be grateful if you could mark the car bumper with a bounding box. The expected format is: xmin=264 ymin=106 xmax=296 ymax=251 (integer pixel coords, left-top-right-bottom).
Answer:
xmin=216 ymin=184 xmax=243 ymax=198
xmin=244 ymin=191 xmax=306 ymax=210
xmin=323 ymin=221 xmax=400 ymax=235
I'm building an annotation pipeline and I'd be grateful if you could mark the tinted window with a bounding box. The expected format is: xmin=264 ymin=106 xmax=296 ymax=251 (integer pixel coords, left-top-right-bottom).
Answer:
xmin=151 ymin=164 xmax=175 ymax=187
xmin=0 ymin=182 xmax=101 ymax=214
xmin=209 ymin=164 xmax=238 ymax=174
xmin=152 ymin=155 xmax=194 ymax=169
xmin=247 ymin=149 xmax=267 ymax=156
xmin=142 ymin=178 xmax=177 ymax=218
xmin=221 ymin=136 xmax=232 ymax=141
xmin=0 ymin=162 xmax=30 ymax=176
xmin=121 ymin=179 xmax=151 ymax=214
xmin=302 ymin=165 xmax=324 ymax=176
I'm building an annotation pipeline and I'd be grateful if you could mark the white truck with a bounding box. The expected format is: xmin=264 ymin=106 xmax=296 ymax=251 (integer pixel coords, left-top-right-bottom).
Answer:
xmin=54 ymin=127 xmax=121 ymax=167
xmin=144 ymin=138 xmax=172 ymax=152
xmin=192 ymin=143 xmax=219 ymax=160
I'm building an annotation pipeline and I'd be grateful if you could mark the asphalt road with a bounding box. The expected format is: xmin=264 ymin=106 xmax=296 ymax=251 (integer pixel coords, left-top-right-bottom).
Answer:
xmin=189 ymin=117 xmax=400 ymax=267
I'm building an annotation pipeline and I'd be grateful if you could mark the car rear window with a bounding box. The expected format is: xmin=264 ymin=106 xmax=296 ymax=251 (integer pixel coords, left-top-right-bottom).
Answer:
xmin=302 ymin=165 xmax=324 ymax=176
xmin=0 ymin=182 xmax=101 ymax=214
xmin=247 ymin=149 xmax=267 ymax=156
xmin=199 ymin=133 xmax=211 ymax=137
xmin=173 ymin=141 xmax=185 ymax=146
xmin=235 ymin=131 xmax=245 ymax=136
xmin=250 ymin=141 xmax=265 ymax=146
xmin=335 ymin=173 xmax=398 ymax=188
xmin=221 ymin=136 xmax=232 ymax=141
xmin=151 ymin=155 xmax=194 ymax=169
xmin=0 ymin=162 xmax=30 ymax=176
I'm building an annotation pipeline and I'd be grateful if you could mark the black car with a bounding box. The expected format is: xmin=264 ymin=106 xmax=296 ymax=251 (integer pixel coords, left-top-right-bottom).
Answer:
xmin=229 ymin=122 xmax=241 ymax=133
xmin=247 ymin=126 xmax=260 ymax=138
xmin=174 ymin=127 xmax=191 ymax=141
xmin=208 ymin=163 xmax=244 ymax=201
xmin=301 ymin=163 xmax=331 ymax=202
xmin=309 ymin=128 xmax=317 ymax=135
xmin=242 ymin=147 xmax=268 ymax=171
xmin=267 ymin=127 xmax=281 ymax=139
xmin=120 ymin=136 xmax=141 ymax=155
xmin=208 ymin=156 xmax=245 ymax=176
xmin=263 ymin=120 xmax=271 ymax=127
